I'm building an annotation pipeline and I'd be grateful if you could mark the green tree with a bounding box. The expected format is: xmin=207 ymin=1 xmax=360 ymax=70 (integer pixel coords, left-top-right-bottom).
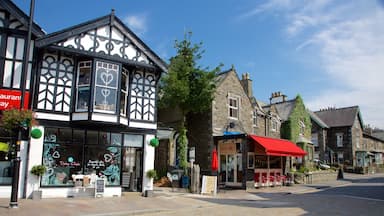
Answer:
xmin=159 ymin=32 xmax=221 ymax=171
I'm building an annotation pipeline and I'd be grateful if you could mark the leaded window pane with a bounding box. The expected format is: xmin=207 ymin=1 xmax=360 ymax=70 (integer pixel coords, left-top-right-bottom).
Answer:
xmin=93 ymin=61 xmax=119 ymax=113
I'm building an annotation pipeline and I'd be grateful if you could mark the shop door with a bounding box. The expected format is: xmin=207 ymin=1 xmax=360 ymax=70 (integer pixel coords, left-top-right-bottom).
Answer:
xmin=122 ymin=147 xmax=142 ymax=191
xmin=220 ymin=153 xmax=242 ymax=186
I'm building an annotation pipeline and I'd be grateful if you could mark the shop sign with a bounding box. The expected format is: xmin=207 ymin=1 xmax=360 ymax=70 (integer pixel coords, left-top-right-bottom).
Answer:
xmin=0 ymin=89 xmax=29 ymax=110
xmin=219 ymin=142 xmax=236 ymax=154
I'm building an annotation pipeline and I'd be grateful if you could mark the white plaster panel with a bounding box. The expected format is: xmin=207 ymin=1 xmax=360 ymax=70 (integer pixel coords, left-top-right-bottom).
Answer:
xmin=129 ymin=121 xmax=157 ymax=129
xmin=71 ymin=112 xmax=88 ymax=121
xmin=142 ymin=134 xmax=155 ymax=194
xmin=91 ymin=113 xmax=117 ymax=123
xmin=35 ymin=112 xmax=70 ymax=121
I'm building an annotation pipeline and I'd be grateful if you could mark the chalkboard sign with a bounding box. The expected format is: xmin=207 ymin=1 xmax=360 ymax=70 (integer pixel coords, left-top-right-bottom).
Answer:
xmin=95 ymin=178 xmax=105 ymax=197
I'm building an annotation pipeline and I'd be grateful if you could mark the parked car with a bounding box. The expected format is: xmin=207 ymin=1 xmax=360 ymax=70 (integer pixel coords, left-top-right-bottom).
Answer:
xmin=313 ymin=159 xmax=331 ymax=170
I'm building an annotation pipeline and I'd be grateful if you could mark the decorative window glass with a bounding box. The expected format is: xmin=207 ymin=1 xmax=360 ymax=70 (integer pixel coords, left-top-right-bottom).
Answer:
xmin=228 ymin=95 xmax=239 ymax=119
xmin=37 ymin=54 xmax=74 ymax=112
xmin=120 ymin=67 xmax=129 ymax=116
xmin=93 ymin=61 xmax=119 ymax=113
xmin=247 ymin=152 xmax=254 ymax=169
xmin=84 ymin=145 xmax=121 ymax=186
xmin=252 ymin=110 xmax=258 ymax=127
xmin=311 ymin=133 xmax=318 ymax=147
xmin=41 ymin=128 xmax=83 ymax=186
xmin=336 ymin=133 xmax=343 ymax=147
xmin=41 ymin=128 xmax=123 ymax=187
xmin=129 ymin=70 xmax=156 ymax=121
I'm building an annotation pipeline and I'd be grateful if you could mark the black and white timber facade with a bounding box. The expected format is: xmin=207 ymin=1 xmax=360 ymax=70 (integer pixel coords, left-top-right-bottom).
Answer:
xmin=0 ymin=0 xmax=166 ymax=198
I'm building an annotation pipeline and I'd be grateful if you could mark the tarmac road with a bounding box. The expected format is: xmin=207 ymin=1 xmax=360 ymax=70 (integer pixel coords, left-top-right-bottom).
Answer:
xmin=0 ymin=173 xmax=383 ymax=216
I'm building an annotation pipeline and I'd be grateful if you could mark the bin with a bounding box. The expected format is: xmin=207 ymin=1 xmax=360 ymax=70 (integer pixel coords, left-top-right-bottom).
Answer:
xmin=181 ymin=175 xmax=189 ymax=188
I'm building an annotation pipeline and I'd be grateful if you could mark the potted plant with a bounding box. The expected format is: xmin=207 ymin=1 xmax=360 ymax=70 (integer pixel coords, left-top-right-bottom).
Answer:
xmin=30 ymin=165 xmax=46 ymax=199
xmin=144 ymin=169 xmax=157 ymax=197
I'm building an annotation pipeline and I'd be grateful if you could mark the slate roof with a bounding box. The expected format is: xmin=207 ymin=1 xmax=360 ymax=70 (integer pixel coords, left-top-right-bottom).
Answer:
xmin=314 ymin=106 xmax=363 ymax=128
xmin=263 ymin=99 xmax=296 ymax=121
xmin=308 ymin=109 xmax=329 ymax=129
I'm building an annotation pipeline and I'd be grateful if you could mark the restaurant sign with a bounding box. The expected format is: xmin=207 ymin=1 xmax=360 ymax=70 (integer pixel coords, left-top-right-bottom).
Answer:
xmin=0 ymin=89 xmax=29 ymax=110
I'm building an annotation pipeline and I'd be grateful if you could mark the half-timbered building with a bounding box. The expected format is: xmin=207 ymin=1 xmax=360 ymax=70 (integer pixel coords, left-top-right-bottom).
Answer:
xmin=1 ymin=0 xmax=166 ymax=199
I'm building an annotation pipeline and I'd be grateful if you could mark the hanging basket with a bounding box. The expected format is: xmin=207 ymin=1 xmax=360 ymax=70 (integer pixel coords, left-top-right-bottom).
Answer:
xmin=149 ymin=138 xmax=159 ymax=147
xmin=31 ymin=128 xmax=42 ymax=139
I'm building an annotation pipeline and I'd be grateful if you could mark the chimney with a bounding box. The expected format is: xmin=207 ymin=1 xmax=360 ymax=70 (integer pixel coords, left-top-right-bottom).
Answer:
xmin=270 ymin=91 xmax=287 ymax=104
xmin=241 ymin=72 xmax=253 ymax=98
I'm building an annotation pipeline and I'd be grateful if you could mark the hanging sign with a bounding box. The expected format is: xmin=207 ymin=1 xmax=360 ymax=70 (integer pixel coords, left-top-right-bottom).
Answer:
xmin=0 ymin=89 xmax=29 ymax=110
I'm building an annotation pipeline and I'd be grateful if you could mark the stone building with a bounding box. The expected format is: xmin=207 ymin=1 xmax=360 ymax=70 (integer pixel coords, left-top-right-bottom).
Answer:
xmin=314 ymin=106 xmax=364 ymax=168
xmin=263 ymin=93 xmax=314 ymax=169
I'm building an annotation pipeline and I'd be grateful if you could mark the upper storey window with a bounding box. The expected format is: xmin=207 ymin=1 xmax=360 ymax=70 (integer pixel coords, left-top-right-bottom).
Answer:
xmin=94 ymin=61 xmax=119 ymax=113
xmin=76 ymin=60 xmax=119 ymax=114
xmin=228 ymin=95 xmax=239 ymax=120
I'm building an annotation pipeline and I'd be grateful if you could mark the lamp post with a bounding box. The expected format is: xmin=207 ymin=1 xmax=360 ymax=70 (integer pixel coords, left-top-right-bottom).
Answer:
xmin=9 ymin=0 xmax=35 ymax=208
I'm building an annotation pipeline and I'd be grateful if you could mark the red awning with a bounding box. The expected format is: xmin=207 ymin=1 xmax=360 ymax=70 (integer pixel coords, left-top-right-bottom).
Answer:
xmin=249 ymin=135 xmax=307 ymax=157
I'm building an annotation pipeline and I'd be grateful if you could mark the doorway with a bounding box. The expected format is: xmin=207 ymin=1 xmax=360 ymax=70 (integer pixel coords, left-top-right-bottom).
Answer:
xmin=219 ymin=153 xmax=242 ymax=186
xmin=122 ymin=147 xmax=142 ymax=192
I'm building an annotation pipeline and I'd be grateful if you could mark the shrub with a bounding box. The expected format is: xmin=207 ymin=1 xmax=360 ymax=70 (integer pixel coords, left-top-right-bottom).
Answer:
xmin=146 ymin=169 xmax=157 ymax=179
xmin=31 ymin=165 xmax=46 ymax=177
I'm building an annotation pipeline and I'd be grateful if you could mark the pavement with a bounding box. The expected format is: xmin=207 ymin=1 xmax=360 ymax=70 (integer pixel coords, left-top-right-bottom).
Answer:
xmin=0 ymin=173 xmax=381 ymax=216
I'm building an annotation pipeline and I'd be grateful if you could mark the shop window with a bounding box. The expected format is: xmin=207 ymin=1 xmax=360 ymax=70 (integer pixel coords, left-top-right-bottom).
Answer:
xmin=123 ymin=134 xmax=143 ymax=147
xmin=0 ymin=138 xmax=12 ymax=185
xmin=41 ymin=128 xmax=83 ymax=186
xmin=84 ymin=145 xmax=121 ymax=186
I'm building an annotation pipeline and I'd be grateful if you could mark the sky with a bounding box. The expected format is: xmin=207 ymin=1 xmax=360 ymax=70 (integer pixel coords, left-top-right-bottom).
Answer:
xmin=13 ymin=0 xmax=384 ymax=129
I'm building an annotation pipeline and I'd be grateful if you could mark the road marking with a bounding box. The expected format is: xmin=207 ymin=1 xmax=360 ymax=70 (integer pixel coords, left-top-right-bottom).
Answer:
xmin=341 ymin=195 xmax=384 ymax=202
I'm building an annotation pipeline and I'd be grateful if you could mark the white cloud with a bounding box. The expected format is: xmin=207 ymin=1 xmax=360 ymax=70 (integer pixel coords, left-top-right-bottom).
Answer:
xmin=241 ymin=0 xmax=384 ymax=128
xmin=123 ymin=14 xmax=148 ymax=36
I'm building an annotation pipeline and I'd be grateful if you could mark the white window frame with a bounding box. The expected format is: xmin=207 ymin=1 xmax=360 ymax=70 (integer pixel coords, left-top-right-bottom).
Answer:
xmin=271 ymin=117 xmax=278 ymax=132
xmin=299 ymin=120 xmax=305 ymax=135
xmin=336 ymin=133 xmax=343 ymax=147
xmin=76 ymin=61 xmax=92 ymax=112
xmin=120 ymin=67 xmax=129 ymax=117
xmin=228 ymin=94 xmax=240 ymax=120
xmin=252 ymin=110 xmax=258 ymax=127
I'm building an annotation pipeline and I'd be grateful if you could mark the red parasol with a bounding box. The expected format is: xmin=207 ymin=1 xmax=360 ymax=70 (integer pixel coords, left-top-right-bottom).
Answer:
xmin=211 ymin=148 xmax=218 ymax=171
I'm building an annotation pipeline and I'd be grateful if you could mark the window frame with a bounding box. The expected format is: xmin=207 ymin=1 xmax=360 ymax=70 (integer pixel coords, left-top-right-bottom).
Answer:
xmin=228 ymin=94 xmax=240 ymax=120
xmin=336 ymin=133 xmax=343 ymax=147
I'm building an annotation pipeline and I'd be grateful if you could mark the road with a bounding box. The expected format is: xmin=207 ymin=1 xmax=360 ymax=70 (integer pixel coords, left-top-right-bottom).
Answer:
xmin=0 ymin=173 xmax=382 ymax=216
xmin=150 ymin=173 xmax=384 ymax=216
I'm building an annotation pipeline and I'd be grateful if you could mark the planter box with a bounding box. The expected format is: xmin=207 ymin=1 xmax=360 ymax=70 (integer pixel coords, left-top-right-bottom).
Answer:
xmin=32 ymin=190 xmax=42 ymax=199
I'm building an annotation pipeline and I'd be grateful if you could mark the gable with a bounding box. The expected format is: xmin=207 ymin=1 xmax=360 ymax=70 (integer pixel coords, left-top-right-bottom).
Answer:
xmin=36 ymin=12 xmax=167 ymax=72
xmin=0 ymin=0 xmax=45 ymax=37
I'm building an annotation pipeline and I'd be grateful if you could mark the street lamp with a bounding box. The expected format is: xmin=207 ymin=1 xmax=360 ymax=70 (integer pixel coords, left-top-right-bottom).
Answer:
xmin=9 ymin=0 xmax=35 ymax=208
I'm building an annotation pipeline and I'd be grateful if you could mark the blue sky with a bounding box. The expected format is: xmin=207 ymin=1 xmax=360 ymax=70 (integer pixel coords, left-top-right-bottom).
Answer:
xmin=14 ymin=0 xmax=384 ymax=128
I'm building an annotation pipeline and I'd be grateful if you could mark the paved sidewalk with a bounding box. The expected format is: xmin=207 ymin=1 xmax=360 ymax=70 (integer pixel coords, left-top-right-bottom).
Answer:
xmin=0 ymin=173 xmax=381 ymax=216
